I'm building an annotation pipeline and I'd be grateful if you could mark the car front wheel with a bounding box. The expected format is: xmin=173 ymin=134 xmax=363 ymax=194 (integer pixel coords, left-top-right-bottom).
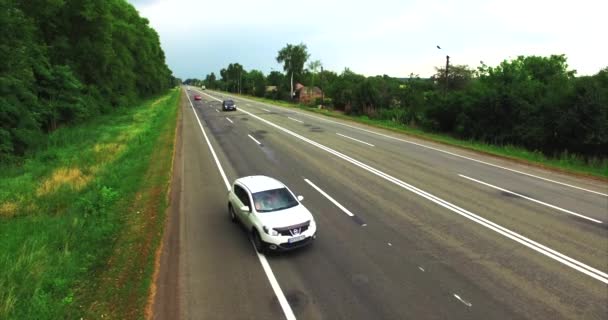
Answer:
xmin=229 ymin=204 xmax=236 ymax=222
xmin=251 ymin=230 xmax=266 ymax=253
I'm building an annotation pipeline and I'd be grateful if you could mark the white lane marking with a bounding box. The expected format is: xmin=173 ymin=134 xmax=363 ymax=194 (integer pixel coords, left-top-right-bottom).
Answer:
xmin=198 ymin=90 xmax=608 ymax=284
xmin=460 ymin=174 xmax=603 ymax=224
xmin=248 ymin=134 xmax=262 ymax=145
xmin=252 ymin=242 xmax=297 ymax=320
xmin=226 ymin=117 xmax=233 ymax=124
xmin=262 ymin=108 xmax=270 ymax=112
xmin=184 ymin=89 xmax=296 ymax=320
xmin=418 ymin=266 xmax=425 ymax=272
xmin=288 ymin=117 xmax=304 ymax=123
xmin=304 ymin=178 xmax=355 ymax=217
xmin=207 ymin=91 xmax=606 ymax=197
xmin=185 ymin=90 xmax=230 ymax=190
xmin=215 ymin=109 xmax=219 ymax=112
xmin=453 ymin=294 xmax=472 ymax=307
xmin=387 ymin=242 xmax=392 ymax=246
xmin=336 ymin=133 xmax=375 ymax=147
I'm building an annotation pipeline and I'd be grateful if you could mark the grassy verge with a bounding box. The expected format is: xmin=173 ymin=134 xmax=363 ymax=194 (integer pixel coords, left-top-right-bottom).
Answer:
xmin=0 ymin=88 xmax=180 ymax=319
xmin=218 ymin=91 xmax=607 ymax=179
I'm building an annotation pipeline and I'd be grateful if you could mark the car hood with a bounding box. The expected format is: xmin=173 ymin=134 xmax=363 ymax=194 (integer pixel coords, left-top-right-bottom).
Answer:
xmin=256 ymin=204 xmax=314 ymax=228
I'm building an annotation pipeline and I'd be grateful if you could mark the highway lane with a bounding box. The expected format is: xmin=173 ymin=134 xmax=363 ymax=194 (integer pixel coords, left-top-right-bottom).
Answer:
xmin=152 ymin=92 xmax=283 ymax=319
xmin=155 ymin=87 xmax=608 ymax=320
xmin=200 ymin=90 xmax=608 ymax=271
xmin=187 ymin=91 xmax=523 ymax=319
xmin=191 ymin=89 xmax=605 ymax=318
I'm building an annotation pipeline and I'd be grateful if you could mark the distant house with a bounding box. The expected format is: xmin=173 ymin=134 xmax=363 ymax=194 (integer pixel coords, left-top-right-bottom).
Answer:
xmin=294 ymin=83 xmax=323 ymax=104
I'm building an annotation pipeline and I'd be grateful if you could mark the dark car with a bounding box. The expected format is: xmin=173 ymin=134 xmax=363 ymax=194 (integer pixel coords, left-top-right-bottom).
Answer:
xmin=194 ymin=95 xmax=202 ymax=101
xmin=222 ymin=100 xmax=237 ymax=111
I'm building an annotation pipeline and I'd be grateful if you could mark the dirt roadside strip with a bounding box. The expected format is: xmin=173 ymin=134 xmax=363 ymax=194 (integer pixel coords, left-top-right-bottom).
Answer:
xmin=146 ymin=91 xmax=185 ymax=320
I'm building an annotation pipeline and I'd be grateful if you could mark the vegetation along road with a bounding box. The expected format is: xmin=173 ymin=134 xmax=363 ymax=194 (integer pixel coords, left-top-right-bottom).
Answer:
xmin=1 ymin=0 xmax=606 ymax=319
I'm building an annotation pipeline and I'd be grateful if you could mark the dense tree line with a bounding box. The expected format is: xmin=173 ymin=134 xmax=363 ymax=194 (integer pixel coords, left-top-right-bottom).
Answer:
xmin=1 ymin=0 xmax=174 ymax=161
xmin=198 ymin=45 xmax=606 ymax=159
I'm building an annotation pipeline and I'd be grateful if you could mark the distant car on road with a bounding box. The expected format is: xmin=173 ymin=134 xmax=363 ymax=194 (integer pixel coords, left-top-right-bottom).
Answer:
xmin=222 ymin=99 xmax=236 ymax=111
xmin=228 ymin=176 xmax=317 ymax=252
xmin=201 ymin=85 xmax=206 ymax=90
xmin=194 ymin=95 xmax=202 ymax=101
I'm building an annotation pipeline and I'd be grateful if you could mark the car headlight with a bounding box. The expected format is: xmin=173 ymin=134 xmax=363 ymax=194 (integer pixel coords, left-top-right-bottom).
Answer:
xmin=263 ymin=226 xmax=279 ymax=236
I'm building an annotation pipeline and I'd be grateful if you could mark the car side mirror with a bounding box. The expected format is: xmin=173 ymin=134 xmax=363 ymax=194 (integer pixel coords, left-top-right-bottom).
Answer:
xmin=240 ymin=205 xmax=250 ymax=212
xmin=297 ymin=195 xmax=304 ymax=201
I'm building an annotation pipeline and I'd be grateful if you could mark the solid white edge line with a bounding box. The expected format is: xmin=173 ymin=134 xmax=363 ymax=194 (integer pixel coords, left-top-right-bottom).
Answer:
xmin=253 ymin=245 xmax=297 ymax=320
xmin=184 ymin=89 xmax=296 ymax=320
xmin=459 ymin=174 xmax=603 ymax=224
xmin=288 ymin=117 xmax=304 ymax=123
xmin=226 ymin=117 xmax=233 ymax=124
xmin=186 ymin=90 xmax=230 ymax=190
xmin=248 ymin=134 xmax=262 ymax=145
xmin=197 ymin=90 xmax=608 ymax=284
xmin=453 ymin=294 xmax=472 ymax=307
xmin=304 ymin=178 xmax=355 ymax=217
xmin=206 ymin=91 xmax=607 ymax=197
xmin=336 ymin=133 xmax=375 ymax=147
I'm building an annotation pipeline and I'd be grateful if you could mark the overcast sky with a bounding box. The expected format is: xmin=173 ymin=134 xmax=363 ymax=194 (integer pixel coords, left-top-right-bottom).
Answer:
xmin=129 ymin=0 xmax=607 ymax=79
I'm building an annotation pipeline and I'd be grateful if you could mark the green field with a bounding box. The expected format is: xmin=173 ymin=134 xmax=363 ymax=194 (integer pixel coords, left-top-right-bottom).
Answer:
xmin=224 ymin=93 xmax=608 ymax=179
xmin=0 ymin=88 xmax=180 ymax=319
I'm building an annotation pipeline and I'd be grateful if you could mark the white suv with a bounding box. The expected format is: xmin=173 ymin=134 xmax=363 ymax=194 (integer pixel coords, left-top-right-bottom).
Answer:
xmin=228 ymin=176 xmax=317 ymax=252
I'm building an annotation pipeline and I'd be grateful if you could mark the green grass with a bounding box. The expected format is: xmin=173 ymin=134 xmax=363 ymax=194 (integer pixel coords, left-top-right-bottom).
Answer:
xmin=0 ymin=88 xmax=180 ymax=319
xmin=222 ymin=91 xmax=607 ymax=178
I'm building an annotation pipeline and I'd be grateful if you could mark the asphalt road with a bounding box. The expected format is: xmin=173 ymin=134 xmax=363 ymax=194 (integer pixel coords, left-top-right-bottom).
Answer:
xmin=153 ymin=87 xmax=608 ymax=320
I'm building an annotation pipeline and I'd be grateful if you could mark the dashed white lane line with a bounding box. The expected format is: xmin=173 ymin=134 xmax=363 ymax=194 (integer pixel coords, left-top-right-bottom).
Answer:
xmin=215 ymin=109 xmax=219 ymax=112
xmin=199 ymin=90 xmax=608 ymax=284
xmin=418 ymin=266 xmax=425 ymax=272
xmin=304 ymin=178 xmax=355 ymax=217
xmin=208 ymin=91 xmax=607 ymax=197
xmin=336 ymin=133 xmax=375 ymax=147
xmin=184 ymin=89 xmax=296 ymax=320
xmin=248 ymin=134 xmax=262 ymax=145
xmin=288 ymin=117 xmax=304 ymax=123
xmin=459 ymin=174 xmax=603 ymax=224
xmin=262 ymin=108 xmax=271 ymax=112
xmin=226 ymin=117 xmax=233 ymax=124
xmin=453 ymin=294 xmax=472 ymax=307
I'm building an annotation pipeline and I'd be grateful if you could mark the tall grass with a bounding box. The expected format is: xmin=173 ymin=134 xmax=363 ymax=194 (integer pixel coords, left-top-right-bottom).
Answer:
xmin=0 ymin=89 xmax=179 ymax=319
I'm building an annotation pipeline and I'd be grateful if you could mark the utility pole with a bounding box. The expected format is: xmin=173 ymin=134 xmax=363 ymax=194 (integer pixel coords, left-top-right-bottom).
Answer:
xmin=437 ymin=45 xmax=449 ymax=95
xmin=445 ymin=55 xmax=450 ymax=94
xmin=289 ymin=60 xmax=294 ymax=100
xmin=320 ymin=66 xmax=324 ymax=107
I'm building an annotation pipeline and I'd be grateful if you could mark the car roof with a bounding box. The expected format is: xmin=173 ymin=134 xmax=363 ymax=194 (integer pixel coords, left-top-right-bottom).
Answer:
xmin=236 ymin=175 xmax=286 ymax=193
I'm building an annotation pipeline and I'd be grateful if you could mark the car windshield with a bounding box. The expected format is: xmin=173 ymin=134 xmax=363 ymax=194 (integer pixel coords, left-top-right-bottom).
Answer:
xmin=225 ymin=100 xmax=234 ymax=106
xmin=252 ymin=188 xmax=298 ymax=212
